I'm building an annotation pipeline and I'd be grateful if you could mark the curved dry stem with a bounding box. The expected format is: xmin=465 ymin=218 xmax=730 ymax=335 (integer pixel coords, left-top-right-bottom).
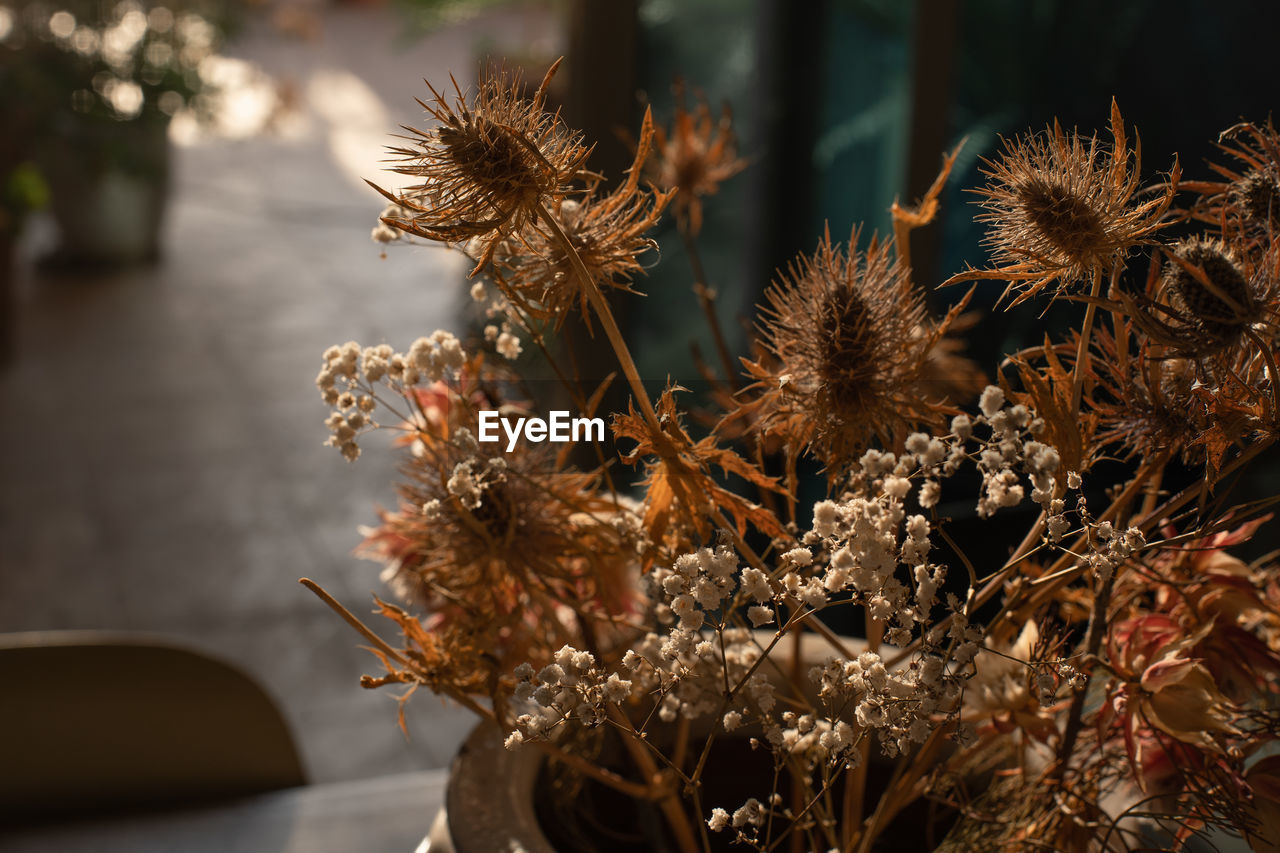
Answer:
xmin=1071 ymin=266 xmax=1105 ymax=416
xmin=537 ymin=203 xmax=663 ymax=439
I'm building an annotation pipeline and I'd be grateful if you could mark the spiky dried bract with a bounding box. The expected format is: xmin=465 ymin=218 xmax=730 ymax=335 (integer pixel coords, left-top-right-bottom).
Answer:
xmin=948 ymin=100 xmax=1177 ymax=305
xmin=1186 ymin=119 xmax=1280 ymax=244
xmin=492 ymin=109 xmax=674 ymax=327
xmin=740 ymin=226 xmax=958 ymax=473
xmin=645 ymin=81 xmax=748 ymax=235
xmin=1080 ymin=303 xmax=1280 ymax=476
xmin=372 ymin=60 xmax=590 ymax=273
xmin=1117 ymin=237 xmax=1279 ymax=363
xmin=612 ymin=387 xmax=786 ymax=563
xmin=358 ymin=404 xmax=638 ymax=694
xmin=1083 ymin=326 xmax=1208 ymax=464
xmin=1166 ymin=238 xmax=1257 ymax=343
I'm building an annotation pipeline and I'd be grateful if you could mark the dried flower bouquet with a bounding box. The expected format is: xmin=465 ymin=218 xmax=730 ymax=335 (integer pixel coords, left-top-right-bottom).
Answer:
xmin=305 ymin=61 xmax=1280 ymax=852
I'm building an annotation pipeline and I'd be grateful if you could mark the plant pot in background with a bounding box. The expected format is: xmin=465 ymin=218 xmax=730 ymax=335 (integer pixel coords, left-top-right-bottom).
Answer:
xmin=39 ymin=114 xmax=171 ymax=268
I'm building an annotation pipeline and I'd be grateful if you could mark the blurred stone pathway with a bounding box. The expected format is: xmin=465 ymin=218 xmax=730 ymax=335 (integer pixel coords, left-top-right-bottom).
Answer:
xmin=0 ymin=0 xmax=560 ymax=783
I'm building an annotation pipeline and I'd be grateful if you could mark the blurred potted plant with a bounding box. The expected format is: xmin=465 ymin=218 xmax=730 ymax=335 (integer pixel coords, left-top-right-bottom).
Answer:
xmin=305 ymin=60 xmax=1280 ymax=852
xmin=0 ymin=0 xmax=232 ymax=266
xmin=0 ymin=161 xmax=49 ymax=363
xmin=0 ymin=7 xmax=49 ymax=361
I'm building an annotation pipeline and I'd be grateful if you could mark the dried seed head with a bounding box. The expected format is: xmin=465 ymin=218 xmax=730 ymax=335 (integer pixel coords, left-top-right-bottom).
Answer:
xmin=740 ymin=226 xmax=958 ymax=473
xmin=491 ymin=109 xmax=673 ymax=327
xmin=1014 ymin=176 xmax=1108 ymax=262
xmin=949 ymin=100 xmax=1177 ymax=305
xmin=372 ymin=60 xmax=590 ymax=273
xmin=1232 ymin=169 xmax=1280 ymax=228
xmin=437 ymin=116 xmax=546 ymax=212
xmin=1088 ymin=329 xmax=1210 ymax=463
xmin=816 ymin=289 xmax=880 ymax=411
xmin=1165 ymin=238 xmax=1255 ymax=344
xmin=1189 ymin=119 xmax=1280 ymax=244
xmin=358 ymin=404 xmax=637 ymax=688
xmin=645 ymin=80 xmax=747 ymax=235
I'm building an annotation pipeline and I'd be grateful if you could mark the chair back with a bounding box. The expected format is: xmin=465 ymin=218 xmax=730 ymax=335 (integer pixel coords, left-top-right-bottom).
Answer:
xmin=0 ymin=631 xmax=306 ymax=824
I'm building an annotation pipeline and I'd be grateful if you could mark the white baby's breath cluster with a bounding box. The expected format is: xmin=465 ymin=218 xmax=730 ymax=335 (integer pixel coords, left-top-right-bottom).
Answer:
xmin=802 ymin=490 xmax=942 ymax=648
xmin=428 ymin=451 xmax=507 ymax=512
xmin=371 ymin=202 xmax=411 ymax=245
xmin=504 ymin=646 xmax=634 ymax=748
xmin=806 ymin=647 xmax=957 ymax=761
xmin=825 ymin=386 xmax=1063 ymax=526
xmin=1077 ymin=518 xmax=1146 ymax=585
xmin=482 ymin=321 xmax=523 ymax=361
xmin=503 ymin=545 xmax=782 ymax=749
xmin=623 ymin=626 xmax=778 ymax=726
xmin=972 ymin=385 xmax=1061 ymax=516
xmin=499 ymin=389 xmax=1090 ymax=844
xmin=625 ymin=544 xmax=780 ymax=727
xmin=315 ymin=331 xmax=466 ymax=460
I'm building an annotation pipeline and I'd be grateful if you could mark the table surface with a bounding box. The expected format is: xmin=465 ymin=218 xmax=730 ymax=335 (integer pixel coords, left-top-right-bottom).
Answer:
xmin=3 ymin=770 xmax=446 ymax=853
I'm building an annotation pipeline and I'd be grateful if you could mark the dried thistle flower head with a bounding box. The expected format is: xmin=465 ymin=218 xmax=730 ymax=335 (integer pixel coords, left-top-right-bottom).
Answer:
xmin=645 ymin=80 xmax=747 ymax=235
xmin=371 ymin=59 xmax=590 ymax=273
xmin=1116 ymin=237 xmax=1278 ymax=364
xmin=1165 ymin=237 xmax=1257 ymax=344
xmin=492 ymin=109 xmax=673 ymax=327
xmin=740 ymin=225 xmax=958 ymax=473
xmin=949 ymin=100 xmax=1177 ymax=305
xmin=357 ymin=406 xmax=639 ymax=690
xmin=1187 ymin=119 xmax=1280 ymax=242
xmin=1234 ymin=167 xmax=1280 ymax=230
xmin=1087 ymin=326 xmax=1208 ymax=462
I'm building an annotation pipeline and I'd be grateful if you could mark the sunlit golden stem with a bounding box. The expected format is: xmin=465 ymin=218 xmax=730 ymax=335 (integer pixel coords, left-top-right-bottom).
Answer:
xmin=538 ymin=203 xmax=664 ymax=439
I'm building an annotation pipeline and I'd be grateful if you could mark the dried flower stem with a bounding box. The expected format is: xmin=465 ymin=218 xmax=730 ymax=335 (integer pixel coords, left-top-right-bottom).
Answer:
xmin=302 ymin=579 xmax=661 ymax=801
xmin=680 ymin=226 xmax=740 ymax=389
xmin=604 ymin=704 xmax=702 ymax=853
xmin=1052 ymin=537 xmax=1116 ymax=778
xmin=537 ymin=203 xmax=664 ymax=438
xmin=1070 ymin=266 xmax=1105 ymax=416
xmin=851 ymin=721 xmax=954 ymax=853
xmin=299 ymin=578 xmax=409 ymax=666
xmin=841 ymin=737 xmax=872 ymax=851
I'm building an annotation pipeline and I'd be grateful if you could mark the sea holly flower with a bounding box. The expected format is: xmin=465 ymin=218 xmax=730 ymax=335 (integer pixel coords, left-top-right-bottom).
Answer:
xmin=946 ymin=99 xmax=1178 ymax=306
xmin=644 ymin=80 xmax=748 ymax=236
xmin=370 ymin=60 xmax=591 ymax=273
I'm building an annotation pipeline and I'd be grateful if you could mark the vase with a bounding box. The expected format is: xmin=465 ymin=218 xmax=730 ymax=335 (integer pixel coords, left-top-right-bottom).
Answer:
xmin=418 ymin=632 xmax=896 ymax=853
xmin=417 ymin=719 xmax=553 ymax=853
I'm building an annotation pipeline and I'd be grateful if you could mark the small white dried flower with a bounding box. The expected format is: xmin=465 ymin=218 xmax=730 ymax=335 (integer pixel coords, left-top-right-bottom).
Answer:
xmin=496 ymin=330 xmax=523 ymax=360
xmin=783 ymin=547 xmax=813 ymax=566
xmin=979 ymin=385 xmax=1005 ymax=418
